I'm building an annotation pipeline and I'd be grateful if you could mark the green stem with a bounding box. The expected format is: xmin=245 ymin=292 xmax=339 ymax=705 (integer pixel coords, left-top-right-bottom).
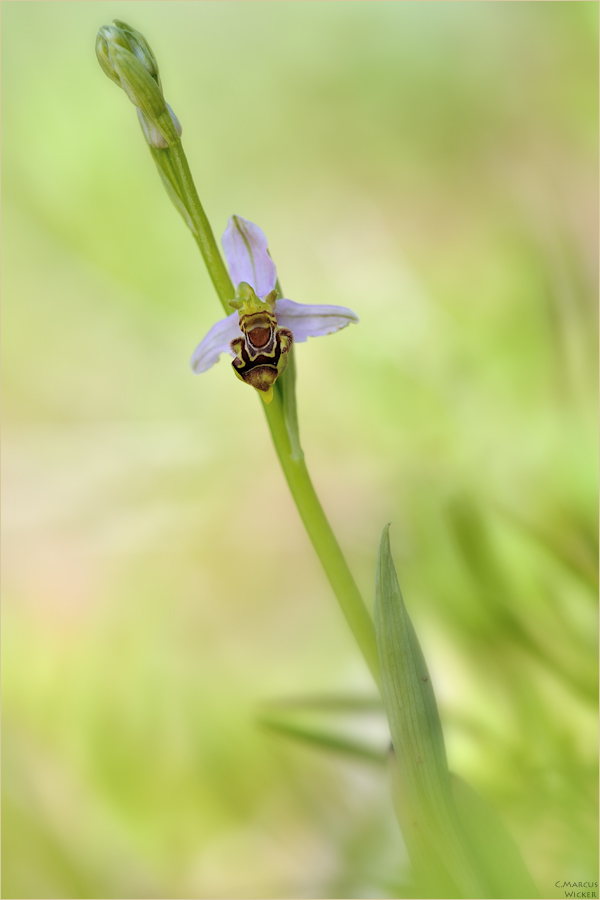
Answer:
xmin=168 ymin=141 xmax=234 ymax=314
xmin=163 ymin=139 xmax=381 ymax=690
xmin=263 ymin=394 xmax=381 ymax=689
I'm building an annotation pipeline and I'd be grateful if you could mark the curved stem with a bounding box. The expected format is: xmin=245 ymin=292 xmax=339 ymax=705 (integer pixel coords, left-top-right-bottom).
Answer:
xmin=168 ymin=142 xmax=234 ymax=314
xmin=161 ymin=137 xmax=381 ymax=690
xmin=263 ymin=393 xmax=381 ymax=689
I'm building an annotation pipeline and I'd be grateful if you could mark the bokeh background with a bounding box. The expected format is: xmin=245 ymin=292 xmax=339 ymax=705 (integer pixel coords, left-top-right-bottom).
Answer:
xmin=2 ymin=3 xmax=598 ymax=898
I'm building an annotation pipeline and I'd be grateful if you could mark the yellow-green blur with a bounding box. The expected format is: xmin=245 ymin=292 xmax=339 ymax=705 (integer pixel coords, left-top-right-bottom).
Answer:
xmin=2 ymin=3 xmax=597 ymax=898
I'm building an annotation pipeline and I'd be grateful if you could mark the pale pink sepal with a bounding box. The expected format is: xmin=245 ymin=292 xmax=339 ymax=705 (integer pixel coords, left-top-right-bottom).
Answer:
xmin=222 ymin=216 xmax=277 ymax=299
xmin=190 ymin=311 xmax=241 ymax=374
xmin=274 ymin=298 xmax=359 ymax=342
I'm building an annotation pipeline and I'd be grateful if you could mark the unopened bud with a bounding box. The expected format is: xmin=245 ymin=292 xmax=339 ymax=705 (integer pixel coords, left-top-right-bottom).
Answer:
xmin=96 ymin=21 xmax=181 ymax=148
xmin=112 ymin=20 xmax=160 ymax=84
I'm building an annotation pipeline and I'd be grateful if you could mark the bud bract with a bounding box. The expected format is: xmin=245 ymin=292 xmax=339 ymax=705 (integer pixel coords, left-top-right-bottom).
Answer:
xmin=95 ymin=29 xmax=122 ymax=87
xmin=136 ymin=104 xmax=182 ymax=150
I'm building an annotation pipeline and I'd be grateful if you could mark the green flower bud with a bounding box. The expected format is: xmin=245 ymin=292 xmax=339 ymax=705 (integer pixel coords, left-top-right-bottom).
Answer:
xmin=96 ymin=21 xmax=159 ymax=86
xmin=95 ymin=21 xmax=181 ymax=148
xmin=112 ymin=20 xmax=160 ymax=85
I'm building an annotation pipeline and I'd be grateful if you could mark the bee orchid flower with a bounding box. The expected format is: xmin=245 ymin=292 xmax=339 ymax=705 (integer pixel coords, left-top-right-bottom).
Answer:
xmin=191 ymin=216 xmax=359 ymax=403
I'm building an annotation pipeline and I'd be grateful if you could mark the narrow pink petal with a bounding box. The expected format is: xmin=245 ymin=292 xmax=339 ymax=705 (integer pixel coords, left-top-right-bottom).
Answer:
xmin=222 ymin=216 xmax=277 ymax=298
xmin=275 ymin=298 xmax=359 ymax=343
xmin=190 ymin=311 xmax=241 ymax=374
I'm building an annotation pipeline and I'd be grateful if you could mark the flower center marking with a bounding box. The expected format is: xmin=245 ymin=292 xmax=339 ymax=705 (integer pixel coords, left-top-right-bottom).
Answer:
xmin=190 ymin=218 xmax=359 ymax=404
xmin=248 ymin=327 xmax=270 ymax=348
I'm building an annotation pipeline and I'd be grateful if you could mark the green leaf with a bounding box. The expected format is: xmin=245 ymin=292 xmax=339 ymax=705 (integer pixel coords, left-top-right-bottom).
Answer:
xmin=375 ymin=524 xmax=485 ymax=898
xmin=451 ymin=775 xmax=539 ymax=899
xmin=389 ymin=750 xmax=462 ymax=899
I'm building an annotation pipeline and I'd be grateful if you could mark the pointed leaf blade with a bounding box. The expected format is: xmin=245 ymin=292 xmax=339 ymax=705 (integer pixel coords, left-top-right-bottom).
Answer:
xmin=375 ymin=525 xmax=485 ymax=898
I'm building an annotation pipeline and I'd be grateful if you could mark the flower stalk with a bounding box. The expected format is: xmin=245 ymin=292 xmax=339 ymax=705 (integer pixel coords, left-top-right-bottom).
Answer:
xmin=96 ymin=20 xmax=380 ymax=689
xmin=263 ymin=390 xmax=381 ymax=687
xmin=167 ymin=141 xmax=234 ymax=313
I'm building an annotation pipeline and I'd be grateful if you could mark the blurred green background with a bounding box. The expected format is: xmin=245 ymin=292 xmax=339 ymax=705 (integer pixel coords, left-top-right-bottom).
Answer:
xmin=2 ymin=2 xmax=598 ymax=898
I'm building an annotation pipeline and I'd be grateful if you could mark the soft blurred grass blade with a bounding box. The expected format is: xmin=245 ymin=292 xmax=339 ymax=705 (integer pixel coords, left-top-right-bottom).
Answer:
xmin=498 ymin=503 xmax=599 ymax=593
xmin=450 ymin=775 xmax=539 ymax=899
xmin=447 ymin=495 xmax=598 ymax=703
xmin=2 ymin=794 xmax=98 ymax=900
xmin=261 ymin=693 xmax=383 ymax=713
xmin=375 ymin=524 xmax=486 ymax=898
xmin=258 ymin=716 xmax=386 ymax=765
xmin=446 ymin=496 xmax=540 ymax=646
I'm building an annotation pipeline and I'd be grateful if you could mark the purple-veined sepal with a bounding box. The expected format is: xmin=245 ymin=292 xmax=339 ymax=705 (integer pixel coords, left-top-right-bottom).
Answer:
xmin=274 ymin=298 xmax=358 ymax=341
xmin=222 ymin=216 xmax=277 ymax=300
